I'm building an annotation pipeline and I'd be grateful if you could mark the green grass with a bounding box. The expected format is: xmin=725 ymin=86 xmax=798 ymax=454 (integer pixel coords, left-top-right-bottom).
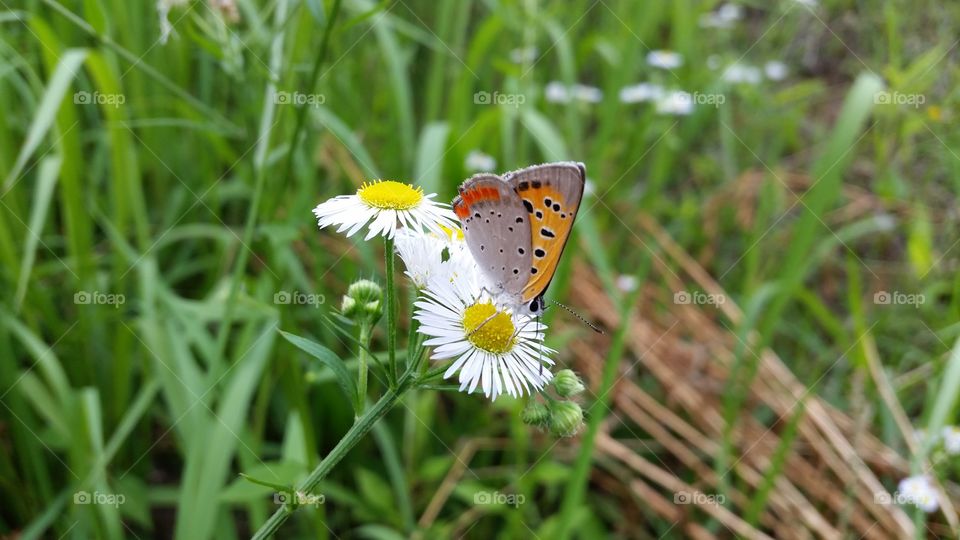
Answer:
xmin=2 ymin=0 xmax=960 ymax=538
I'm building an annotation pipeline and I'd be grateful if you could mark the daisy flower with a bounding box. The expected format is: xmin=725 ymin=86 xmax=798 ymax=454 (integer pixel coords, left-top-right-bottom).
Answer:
xmin=699 ymin=3 xmax=742 ymax=29
xmin=721 ymin=63 xmax=762 ymax=85
xmin=897 ymin=475 xmax=939 ymax=513
xmin=655 ymin=90 xmax=695 ymax=116
xmin=764 ymin=61 xmax=789 ymax=81
xmin=464 ymin=150 xmax=497 ymax=173
xmin=647 ymin=50 xmax=683 ymax=70
xmin=942 ymin=426 xmax=960 ymax=455
xmin=313 ymin=180 xmax=457 ymax=241
xmin=619 ymin=82 xmax=664 ymax=104
xmin=545 ymin=82 xmax=603 ymax=104
xmin=414 ymin=258 xmax=555 ymax=400
xmin=395 ymin=227 xmax=466 ymax=289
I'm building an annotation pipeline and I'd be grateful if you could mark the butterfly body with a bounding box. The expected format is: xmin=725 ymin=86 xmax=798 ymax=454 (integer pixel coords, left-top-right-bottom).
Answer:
xmin=453 ymin=162 xmax=586 ymax=315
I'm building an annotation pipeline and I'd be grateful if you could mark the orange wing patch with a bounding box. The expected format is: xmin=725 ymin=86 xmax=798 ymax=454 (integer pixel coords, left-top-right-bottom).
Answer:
xmin=453 ymin=187 xmax=502 ymax=220
xmin=515 ymin=184 xmax=577 ymax=302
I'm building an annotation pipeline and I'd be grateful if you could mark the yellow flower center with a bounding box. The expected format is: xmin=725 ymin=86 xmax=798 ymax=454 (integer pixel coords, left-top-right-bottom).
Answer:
xmin=439 ymin=225 xmax=465 ymax=241
xmin=357 ymin=180 xmax=423 ymax=210
xmin=462 ymin=302 xmax=515 ymax=354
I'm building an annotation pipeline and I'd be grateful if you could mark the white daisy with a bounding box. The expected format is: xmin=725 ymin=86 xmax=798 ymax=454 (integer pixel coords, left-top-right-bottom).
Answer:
xmin=414 ymin=259 xmax=555 ymax=400
xmin=764 ymin=61 xmax=789 ymax=81
xmin=897 ymin=475 xmax=939 ymax=513
xmin=942 ymin=426 xmax=960 ymax=455
xmin=395 ymin=227 xmax=466 ymax=289
xmin=545 ymin=82 xmax=602 ymax=104
xmin=619 ymin=82 xmax=664 ymax=104
xmin=464 ymin=150 xmax=497 ymax=173
xmin=545 ymin=81 xmax=571 ymax=103
xmin=313 ymin=180 xmax=457 ymax=241
xmin=572 ymin=84 xmax=603 ymax=103
xmin=647 ymin=50 xmax=684 ymax=70
xmin=722 ymin=63 xmax=762 ymax=85
xmin=655 ymin=90 xmax=694 ymax=115
xmin=616 ymin=274 xmax=638 ymax=293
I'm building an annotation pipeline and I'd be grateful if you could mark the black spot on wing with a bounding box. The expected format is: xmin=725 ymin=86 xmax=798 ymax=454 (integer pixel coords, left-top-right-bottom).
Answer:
xmin=522 ymin=200 xmax=533 ymax=213
xmin=534 ymin=248 xmax=546 ymax=258
xmin=540 ymin=228 xmax=556 ymax=238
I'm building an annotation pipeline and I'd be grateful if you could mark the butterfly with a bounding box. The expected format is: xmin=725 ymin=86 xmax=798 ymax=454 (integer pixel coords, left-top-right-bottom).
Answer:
xmin=452 ymin=161 xmax=586 ymax=315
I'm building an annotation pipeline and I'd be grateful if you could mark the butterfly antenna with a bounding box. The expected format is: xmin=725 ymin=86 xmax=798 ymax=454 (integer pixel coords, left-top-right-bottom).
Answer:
xmin=549 ymin=300 xmax=604 ymax=334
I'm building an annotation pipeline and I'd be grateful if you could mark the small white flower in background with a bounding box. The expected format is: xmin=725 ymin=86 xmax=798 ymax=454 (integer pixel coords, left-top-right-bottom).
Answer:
xmin=721 ymin=63 xmax=762 ymax=85
xmin=545 ymin=81 xmax=570 ymax=103
xmin=584 ymin=179 xmax=597 ymax=197
xmin=618 ymin=82 xmax=664 ymax=104
xmin=209 ymin=0 xmax=240 ymax=23
xmin=573 ymin=84 xmax=603 ymax=103
xmin=793 ymin=0 xmax=818 ymax=8
xmin=647 ymin=50 xmax=684 ymax=70
xmin=464 ymin=150 xmax=497 ymax=173
xmin=699 ymin=3 xmax=743 ymax=29
xmin=509 ymin=46 xmax=539 ymax=64
xmin=897 ymin=475 xmax=939 ymax=513
xmin=764 ymin=61 xmax=789 ymax=81
xmin=655 ymin=90 xmax=694 ymax=116
xmin=616 ymin=275 xmax=638 ymax=293
xmin=706 ymin=55 xmax=722 ymax=70
xmin=414 ymin=256 xmax=555 ymax=401
xmin=313 ymin=180 xmax=457 ymax=241
xmin=545 ymin=82 xmax=602 ymax=104
xmin=942 ymin=426 xmax=960 ymax=455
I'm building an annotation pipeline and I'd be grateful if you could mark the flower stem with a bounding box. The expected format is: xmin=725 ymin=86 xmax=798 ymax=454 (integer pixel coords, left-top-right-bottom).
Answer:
xmin=384 ymin=236 xmax=399 ymax=386
xmin=356 ymin=322 xmax=372 ymax=415
xmin=252 ymin=384 xmax=407 ymax=539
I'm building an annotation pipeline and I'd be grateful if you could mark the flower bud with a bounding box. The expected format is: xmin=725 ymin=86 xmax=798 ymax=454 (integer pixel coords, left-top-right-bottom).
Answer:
xmin=521 ymin=401 xmax=550 ymax=427
xmin=549 ymin=401 xmax=584 ymax=438
xmin=341 ymin=279 xmax=383 ymax=324
xmin=553 ymin=369 xmax=585 ymax=397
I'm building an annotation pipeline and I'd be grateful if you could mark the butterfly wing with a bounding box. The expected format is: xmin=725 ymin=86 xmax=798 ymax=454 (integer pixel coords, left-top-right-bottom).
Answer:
xmin=504 ymin=162 xmax=586 ymax=306
xmin=453 ymin=174 xmax=532 ymax=295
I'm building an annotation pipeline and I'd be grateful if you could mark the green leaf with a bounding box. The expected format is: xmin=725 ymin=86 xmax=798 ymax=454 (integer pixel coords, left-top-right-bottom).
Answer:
xmin=280 ymin=330 xmax=358 ymax=408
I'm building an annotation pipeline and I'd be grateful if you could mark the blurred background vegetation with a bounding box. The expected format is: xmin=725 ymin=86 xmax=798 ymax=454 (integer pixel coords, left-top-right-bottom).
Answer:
xmin=2 ymin=0 xmax=960 ymax=538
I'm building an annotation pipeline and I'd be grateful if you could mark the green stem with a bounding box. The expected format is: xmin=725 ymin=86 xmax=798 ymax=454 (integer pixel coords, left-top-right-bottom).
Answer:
xmin=385 ymin=236 xmax=399 ymax=386
xmin=356 ymin=323 xmax=372 ymax=415
xmin=252 ymin=385 xmax=407 ymax=539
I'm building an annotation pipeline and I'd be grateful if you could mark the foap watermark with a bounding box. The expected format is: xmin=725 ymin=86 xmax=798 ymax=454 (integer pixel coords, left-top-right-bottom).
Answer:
xmin=73 ymin=91 xmax=126 ymax=108
xmin=274 ymin=91 xmax=326 ymax=107
xmin=674 ymin=290 xmax=725 ymax=306
xmin=680 ymin=91 xmax=726 ymax=108
xmin=873 ymin=290 xmax=924 ymax=307
xmin=874 ymin=490 xmax=932 ymax=507
xmin=674 ymin=491 xmax=725 ymax=506
xmin=74 ymin=490 xmax=126 ymax=508
xmin=874 ymin=91 xmax=925 ymax=108
xmin=274 ymin=291 xmax=325 ymax=308
xmin=474 ymin=490 xmax=525 ymax=507
xmin=473 ymin=90 xmax=526 ymax=108
xmin=274 ymin=490 xmax=324 ymax=507
xmin=74 ymin=290 xmax=125 ymax=307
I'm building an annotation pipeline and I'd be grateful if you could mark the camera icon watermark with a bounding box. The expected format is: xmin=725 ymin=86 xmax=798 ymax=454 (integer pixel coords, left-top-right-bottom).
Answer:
xmin=473 ymin=490 xmax=525 ymax=507
xmin=673 ymin=491 xmax=725 ymax=506
xmin=873 ymin=290 xmax=924 ymax=307
xmin=74 ymin=290 xmax=125 ymax=308
xmin=274 ymin=91 xmax=326 ymax=107
xmin=473 ymin=90 xmax=526 ymax=108
xmin=873 ymin=91 xmax=925 ymax=108
xmin=73 ymin=91 xmax=126 ymax=108
xmin=74 ymin=490 xmax=126 ymax=508
xmin=673 ymin=290 xmax=725 ymax=306
xmin=274 ymin=490 xmax=324 ymax=507
xmin=274 ymin=290 xmax=325 ymax=308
